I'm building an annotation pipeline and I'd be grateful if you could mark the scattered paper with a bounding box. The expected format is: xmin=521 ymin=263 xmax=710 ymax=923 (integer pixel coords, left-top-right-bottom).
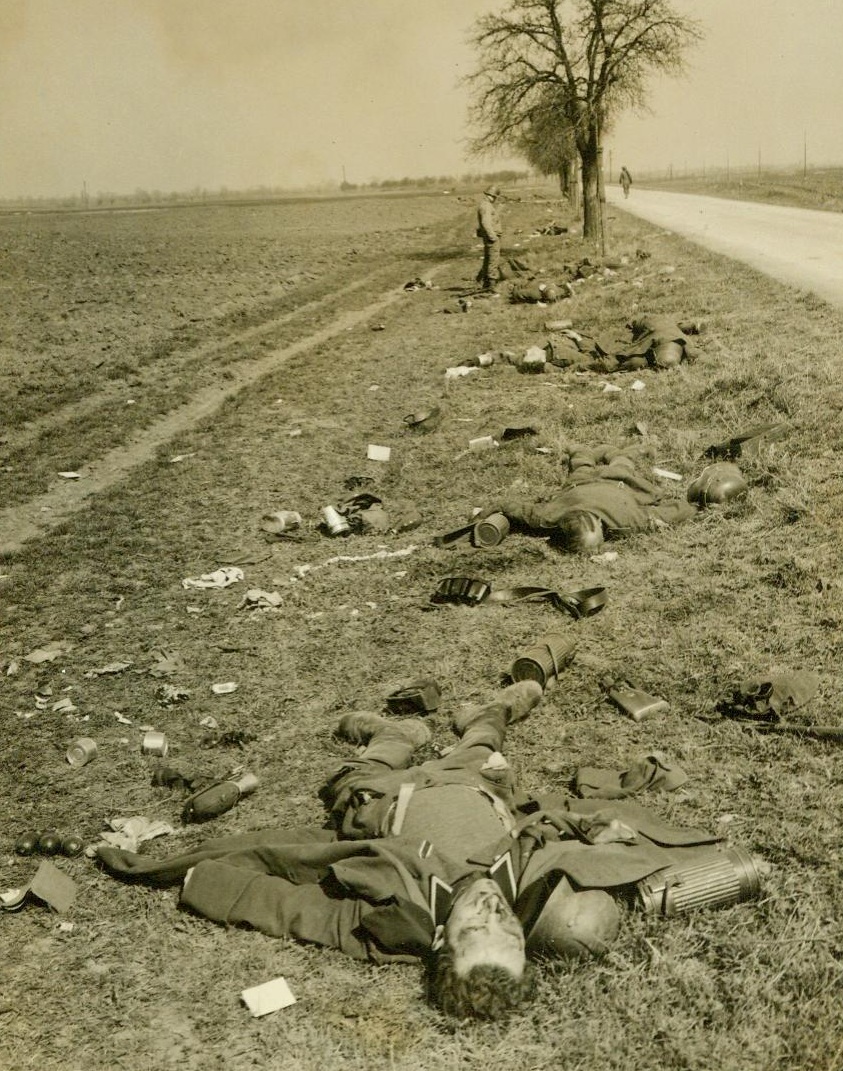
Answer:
xmin=148 ymin=649 xmax=186 ymax=678
xmin=212 ymin=682 xmax=238 ymax=695
xmin=85 ymin=661 xmax=133 ymax=678
xmin=57 ymin=471 xmax=81 ymax=480
xmin=157 ymin=683 xmax=191 ymax=706
xmin=169 ymin=453 xmax=196 ymax=464
xmin=97 ymin=817 xmax=175 ymax=853
xmin=238 ymin=589 xmax=283 ymax=610
xmin=30 ymin=861 xmax=78 ymax=913
xmin=652 ymin=467 xmax=683 ymax=482
xmin=468 ymin=436 xmax=498 ymax=453
xmin=24 ymin=641 xmax=74 ymax=664
xmin=630 ymin=379 xmax=646 ymax=391
xmin=601 ymin=382 xmax=623 ymax=394
xmin=367 ymin=444 xmax=391 ymax=462
xmin=445 ymin=366 xmax=477 ymax=379
xmin=182 ymin=567 xmax=244 ymax=590
xmin=51 ymin=697 xmax=77 ymax=714
xmin=241 ymin=977 xmax=297 ymax=1017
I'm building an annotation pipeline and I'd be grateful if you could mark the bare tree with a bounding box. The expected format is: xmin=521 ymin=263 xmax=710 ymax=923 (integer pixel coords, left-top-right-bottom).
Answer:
xmin=467 ymin=0 xmax=701 ymax=241
xmin=518 ymin=89 xmax=579 ymax=209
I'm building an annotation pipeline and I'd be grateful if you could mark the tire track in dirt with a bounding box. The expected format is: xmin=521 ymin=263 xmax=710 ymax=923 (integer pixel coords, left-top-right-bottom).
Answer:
xmin=1 ymin=269 xmax=389 ymax=456
xmin=0 ymin=271 xmax=446 ymax=557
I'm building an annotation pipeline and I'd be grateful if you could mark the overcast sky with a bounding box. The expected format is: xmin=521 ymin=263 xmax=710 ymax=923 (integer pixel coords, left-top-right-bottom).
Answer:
xmin=2 ymin=0 xmax=841 ymax=199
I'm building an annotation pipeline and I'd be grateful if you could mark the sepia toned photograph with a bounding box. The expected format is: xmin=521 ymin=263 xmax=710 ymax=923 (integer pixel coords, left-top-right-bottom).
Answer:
xmin=2 ymin=3 xmax=841 ymax=1069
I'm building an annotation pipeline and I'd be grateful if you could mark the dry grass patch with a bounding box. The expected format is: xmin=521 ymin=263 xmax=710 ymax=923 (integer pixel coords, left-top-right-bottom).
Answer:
xmin=2 ymin=189 xmax=842 ymax=1071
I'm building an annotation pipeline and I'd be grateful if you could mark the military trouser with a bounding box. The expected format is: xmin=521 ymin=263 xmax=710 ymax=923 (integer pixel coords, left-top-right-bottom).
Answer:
xmin=322 ymin=702 xmax=515 ymax=839
xmin=476 ymin=239 xmax=501 ymax=290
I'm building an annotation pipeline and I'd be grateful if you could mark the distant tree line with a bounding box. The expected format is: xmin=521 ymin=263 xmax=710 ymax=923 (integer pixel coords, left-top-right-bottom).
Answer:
xmin=0 ymin=170 xmax=532 ymax=213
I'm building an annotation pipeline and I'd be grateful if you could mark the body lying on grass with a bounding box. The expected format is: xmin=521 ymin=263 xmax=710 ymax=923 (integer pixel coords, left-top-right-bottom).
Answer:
xmin=548 ymin=316 xmax=701 ymax=373
xmin=98 ymin=681 xmax=740 ymax=1022
xmin=478 ymin=445 xmax=746 ymax=553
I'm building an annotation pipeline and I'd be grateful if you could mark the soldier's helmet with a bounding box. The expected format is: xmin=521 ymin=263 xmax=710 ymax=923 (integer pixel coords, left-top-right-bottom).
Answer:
xmin=527 ymin=876 xmax=620 ymax=958
xmin=484 ymin=185 xmax=501 ymax=198
xmin=686 ymin=462 xmax=748 ymax=506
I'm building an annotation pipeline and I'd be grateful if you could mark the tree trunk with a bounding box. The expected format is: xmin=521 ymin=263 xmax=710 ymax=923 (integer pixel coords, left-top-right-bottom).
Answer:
xmin=582 ymin=123 xmax=604 ymax=240
xmin=580 ymin=144 xmax=601 ymax=239
xmin=567 ymin=157 xmax=579 ymax=213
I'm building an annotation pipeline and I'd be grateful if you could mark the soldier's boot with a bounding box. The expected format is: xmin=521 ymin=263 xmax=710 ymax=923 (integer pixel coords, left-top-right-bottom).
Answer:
xmin=452 ymin=680 xmax=543 ymax=750
xmin=335 ymin=712 xmax=431 ymax=768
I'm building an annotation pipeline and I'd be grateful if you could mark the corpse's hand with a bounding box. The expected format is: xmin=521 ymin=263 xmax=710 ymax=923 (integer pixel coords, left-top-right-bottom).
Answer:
xmin=473 ymin=503 xmax=504 ymax=521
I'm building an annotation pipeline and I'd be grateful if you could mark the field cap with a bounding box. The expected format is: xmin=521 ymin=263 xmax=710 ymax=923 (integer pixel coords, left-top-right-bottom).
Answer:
xmin=484 ymin=185 xmax=501 ymax=198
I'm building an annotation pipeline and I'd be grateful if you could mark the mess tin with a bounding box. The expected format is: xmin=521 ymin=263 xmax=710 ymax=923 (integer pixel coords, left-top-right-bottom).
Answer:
xmin=322 ymin=505 xmax=350 ymax=536
xmin=141 ymin=731 xmax=169 ymax=758
xmin=66 ymin=737 xmax=97 ymax=768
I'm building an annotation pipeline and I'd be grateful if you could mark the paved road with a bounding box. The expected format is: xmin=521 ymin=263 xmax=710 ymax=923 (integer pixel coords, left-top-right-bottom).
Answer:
xmin=606 ymin=187 xmax=843 ymax=308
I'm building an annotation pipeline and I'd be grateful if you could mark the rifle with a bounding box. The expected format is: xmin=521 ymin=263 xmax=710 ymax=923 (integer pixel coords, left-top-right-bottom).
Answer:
xmin=751 ymin=723 xmax=843 ymax=743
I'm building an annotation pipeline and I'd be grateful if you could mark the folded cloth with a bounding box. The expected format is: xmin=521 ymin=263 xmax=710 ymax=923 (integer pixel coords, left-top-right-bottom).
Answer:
xmin=575 ymin=752 xmax=688 ymax=799
xmin=716 ymin=671 xmax=820 ymax=723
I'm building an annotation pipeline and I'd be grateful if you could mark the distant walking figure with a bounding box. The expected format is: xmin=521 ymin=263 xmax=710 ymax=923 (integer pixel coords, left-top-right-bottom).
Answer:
xmin=475 ymin=185 xmax=503 ymax=293
xmin=619 ymin=167 xmax=632 ymax=199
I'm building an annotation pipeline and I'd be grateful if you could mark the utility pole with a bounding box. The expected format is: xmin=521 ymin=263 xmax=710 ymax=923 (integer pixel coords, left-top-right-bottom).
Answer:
xmin=803 ymin=131 xmax=807 ymax=179
xmin=757 ymin=148 xmax=761 ymax=179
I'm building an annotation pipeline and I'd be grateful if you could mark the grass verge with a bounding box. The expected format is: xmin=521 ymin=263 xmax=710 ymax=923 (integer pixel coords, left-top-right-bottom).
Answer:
xmin=2 ymin=190 xmax=842 ymax=1071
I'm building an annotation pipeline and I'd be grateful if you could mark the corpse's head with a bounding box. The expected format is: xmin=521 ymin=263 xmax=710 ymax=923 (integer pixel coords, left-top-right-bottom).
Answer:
xmin=553 ymin=509 xmax=606 ymax=553
xmin=427 ymin=877 xmax=536 ymax=1020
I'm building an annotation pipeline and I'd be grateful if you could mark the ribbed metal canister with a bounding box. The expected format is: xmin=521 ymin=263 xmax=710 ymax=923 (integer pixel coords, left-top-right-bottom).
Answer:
xmin=637 ymin=846 xmax=761 ymax=916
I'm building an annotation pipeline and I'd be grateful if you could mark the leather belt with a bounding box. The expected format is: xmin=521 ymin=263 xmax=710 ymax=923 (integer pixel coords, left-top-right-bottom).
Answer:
xmin=431 ymin=577 xmax=606 ymax=619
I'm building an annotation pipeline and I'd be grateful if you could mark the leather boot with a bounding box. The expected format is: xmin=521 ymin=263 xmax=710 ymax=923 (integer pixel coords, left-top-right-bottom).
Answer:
xmin=452 ymin=680 xmax=543 ymax=748
xmin=335 ymin=712 xmax=430 ymax=768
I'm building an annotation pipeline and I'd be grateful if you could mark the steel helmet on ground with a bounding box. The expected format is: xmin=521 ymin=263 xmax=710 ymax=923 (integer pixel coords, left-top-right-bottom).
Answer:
xmin=526 ymin=876 xmax=620 ymax=958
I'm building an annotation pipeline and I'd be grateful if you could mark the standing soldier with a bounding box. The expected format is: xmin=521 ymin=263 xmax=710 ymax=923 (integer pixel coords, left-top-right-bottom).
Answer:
xmin=619 ymin=166 xmax=632 ymax=198
xmin=475 ymin=185 xmax=503 ymax=293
